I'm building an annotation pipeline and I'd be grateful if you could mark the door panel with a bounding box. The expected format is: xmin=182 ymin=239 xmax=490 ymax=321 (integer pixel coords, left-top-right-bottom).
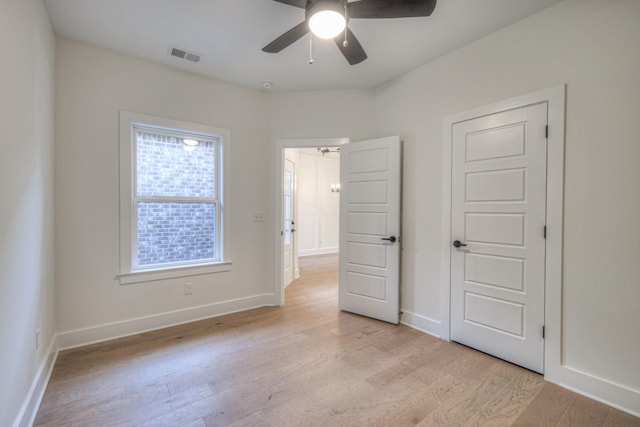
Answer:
xmin=466 ymin=169 xmax=525 ymax=202
xmin=349 ymin=148 xmax=389 ymax=173
xmin=339 ymin=136 xmax=401 ymax=324
xmin=347 ymin=212 xmax=387 ymax=235
xmin=346 ymin=272 xmax=387 ymax=300
xmin=347 ymin=242 xmax=386 ymax=267
xmin=465 ymin=213 xmax=525 ymax=245
xmin=347 ymin=181 xmax=388 ymax=204
xmin=466 ymin=123 xmax=525 ymax=162
xmin=464 ymin=292 xmax=524 ymax=336
xmin=451 ymin=103 xmax=547 ymax=373
xmin=465 ymin=253 xmax=524 ymax=291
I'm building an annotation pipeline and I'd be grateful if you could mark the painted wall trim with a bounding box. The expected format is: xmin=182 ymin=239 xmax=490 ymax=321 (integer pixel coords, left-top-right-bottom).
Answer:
xmin=12 ymin=335 xmax=59 ymax=427
xmin=57 ymin=293 xmax=276 ymax=350
xmin=400 ymin=310 xmax=441 ymax=339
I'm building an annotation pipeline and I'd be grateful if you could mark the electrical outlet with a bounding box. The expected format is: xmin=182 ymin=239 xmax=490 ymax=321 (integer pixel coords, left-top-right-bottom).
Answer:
xmin=254 ymin=211 xmax=264 ymax=222
xmin=184 ymin=282 xmax=193 ymax=295
xmin=35 ymin=329 xmax=40 ymax=351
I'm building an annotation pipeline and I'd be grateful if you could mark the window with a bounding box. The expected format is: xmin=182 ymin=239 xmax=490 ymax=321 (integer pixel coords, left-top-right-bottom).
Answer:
xmin=119 ymin=112 xmax=231 ymax=284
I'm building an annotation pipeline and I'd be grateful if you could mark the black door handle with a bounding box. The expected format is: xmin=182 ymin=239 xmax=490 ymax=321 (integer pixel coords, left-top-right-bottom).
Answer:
xmin=381 ymin=236 xmax=397 ymax=243
xmin=453 ymin=240 xmax=467 ymax=248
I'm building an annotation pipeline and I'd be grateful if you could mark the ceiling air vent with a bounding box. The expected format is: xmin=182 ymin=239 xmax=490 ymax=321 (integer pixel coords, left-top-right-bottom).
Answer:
xmin=169 ymin=46 xmax=202 ymax=63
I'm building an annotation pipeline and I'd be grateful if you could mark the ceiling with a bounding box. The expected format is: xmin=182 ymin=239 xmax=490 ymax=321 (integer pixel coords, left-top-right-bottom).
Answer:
xmin=44 ymin=0 xmax=562 ymax=92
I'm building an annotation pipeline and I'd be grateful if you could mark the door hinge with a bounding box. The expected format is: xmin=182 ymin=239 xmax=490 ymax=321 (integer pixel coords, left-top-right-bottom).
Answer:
xmin=545 ymin=125 xmax=549 ymax=139
xmin=542 ymin=325 xmax=545 ymax=339
xmin=543 ymin=225 xmax=547 ymax=239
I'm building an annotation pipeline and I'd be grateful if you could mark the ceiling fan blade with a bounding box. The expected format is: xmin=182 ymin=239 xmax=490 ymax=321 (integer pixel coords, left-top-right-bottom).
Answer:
xmin=262 ymin=22 xmax=309 ymax=53
xmin=272 ymin=0 xmax=307 ymax=8
xmin=335 ymin=27 xmax=367 ymax=65
xmin=347 ymin=0 xmax=437 ymax=19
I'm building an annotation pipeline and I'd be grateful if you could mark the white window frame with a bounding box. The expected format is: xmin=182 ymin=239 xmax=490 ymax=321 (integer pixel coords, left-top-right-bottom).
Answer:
xmin=119 ymin=111 xmax=232 ymax=285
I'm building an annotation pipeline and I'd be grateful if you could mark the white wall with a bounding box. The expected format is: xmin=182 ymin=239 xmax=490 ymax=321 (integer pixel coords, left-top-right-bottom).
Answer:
xmin=0 ymin=0 xmax=56 ymax=425
xmin=54 ymin=39 xmax=273 ymax=345
xmin=267 ymin=89 xmax=377 ymax=142
xmin=375 ymin=0 xmax=640 ymax=410
xmin=297 ymin=149 xmax=340 ymax=256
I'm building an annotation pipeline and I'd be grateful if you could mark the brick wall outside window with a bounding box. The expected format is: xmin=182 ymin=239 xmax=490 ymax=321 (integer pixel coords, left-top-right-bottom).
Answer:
xmin=135 ymin=131 xmax=217 ymax=266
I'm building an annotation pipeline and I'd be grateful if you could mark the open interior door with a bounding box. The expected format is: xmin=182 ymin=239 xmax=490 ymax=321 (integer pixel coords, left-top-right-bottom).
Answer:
xmin=339 ymin=136 xmax=402 ymax=324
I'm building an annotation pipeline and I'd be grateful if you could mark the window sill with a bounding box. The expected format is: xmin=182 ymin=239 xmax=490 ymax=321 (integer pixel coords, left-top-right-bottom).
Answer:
xmin=118 ymin=261 xmax=232 ymax=285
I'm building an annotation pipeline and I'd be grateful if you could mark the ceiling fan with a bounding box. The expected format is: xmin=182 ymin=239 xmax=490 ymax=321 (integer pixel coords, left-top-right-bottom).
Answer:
xmin=262 ymin=0 xmax=437 ymax=65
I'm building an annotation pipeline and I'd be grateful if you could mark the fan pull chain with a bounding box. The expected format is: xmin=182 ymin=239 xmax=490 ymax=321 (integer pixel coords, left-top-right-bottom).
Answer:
xmin=343 ymin=3 xmax=349 ymax=48
xmin=309 ymin=35 xmax=314 ymax=64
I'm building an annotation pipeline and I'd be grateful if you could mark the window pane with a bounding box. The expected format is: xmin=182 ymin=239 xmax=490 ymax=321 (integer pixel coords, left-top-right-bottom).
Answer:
xmin=285 ymin=194 xmax=292 ymax=220
xmin=285 ymin=170 xmax=292 ymax=196
xmin=284 ymin=219 xmax=291 ymax=245
xmin=136 ymin=130 xmax=217 ymax=198
xmin=137 ymin=202 xmax=215 ymax=266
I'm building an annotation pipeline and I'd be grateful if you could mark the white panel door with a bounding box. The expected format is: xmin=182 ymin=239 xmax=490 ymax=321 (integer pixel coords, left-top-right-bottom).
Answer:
xmin=283 ymin=159 xmax=295 ymax=287
xmin=339 ymin=136 xmax=401 ymax=324
xmin=451 ymin=103 xmax=547 ymax=373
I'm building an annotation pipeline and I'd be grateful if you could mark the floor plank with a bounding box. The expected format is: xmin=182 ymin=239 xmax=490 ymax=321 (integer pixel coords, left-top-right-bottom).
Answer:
xmin=34 ymin=254 xmax=640 ymax=426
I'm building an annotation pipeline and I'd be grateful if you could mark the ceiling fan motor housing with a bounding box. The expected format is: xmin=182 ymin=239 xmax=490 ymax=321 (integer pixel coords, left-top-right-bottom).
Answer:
xmin=305 ymin=0 xmax=348 ymax=22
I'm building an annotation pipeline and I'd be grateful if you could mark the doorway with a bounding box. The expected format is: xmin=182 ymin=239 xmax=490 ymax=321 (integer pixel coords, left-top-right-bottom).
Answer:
xmin=282 ymin=147 xmax=341 ymax=289
xmin=275 ymin=137 xmax=403 ymax=326
xmin=274 ymin=138 xmax=348 ymax=306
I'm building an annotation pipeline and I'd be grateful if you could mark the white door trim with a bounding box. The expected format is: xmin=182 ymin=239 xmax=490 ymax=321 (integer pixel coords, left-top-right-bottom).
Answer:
xmin=274 ymin=138 xmax=349 ymax=306
xmin=441 ymin=85 xmax=565 ymax=378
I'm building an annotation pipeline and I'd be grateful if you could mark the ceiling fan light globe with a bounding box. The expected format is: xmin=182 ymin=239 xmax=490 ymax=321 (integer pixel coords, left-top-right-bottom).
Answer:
xmin=309 ymin=10 xmax=346 ymax=39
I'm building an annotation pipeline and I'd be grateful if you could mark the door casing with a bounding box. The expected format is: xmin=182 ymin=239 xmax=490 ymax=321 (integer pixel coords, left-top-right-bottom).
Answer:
xmin=441 ymin=85 xmax=565 ymax=380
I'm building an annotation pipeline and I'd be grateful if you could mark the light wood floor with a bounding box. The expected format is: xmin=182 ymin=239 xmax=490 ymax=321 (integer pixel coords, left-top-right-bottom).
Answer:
xmin=35 ymin=254 xmax=639 ymax=426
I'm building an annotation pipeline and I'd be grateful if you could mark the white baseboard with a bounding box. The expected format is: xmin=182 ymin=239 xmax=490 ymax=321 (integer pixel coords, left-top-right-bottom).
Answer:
xmin=548 ymin=365 xmax=640 ymax=418
xmin=299 ymin=248 xmax=338 ymax=257
xmin=57 ymin=293 xmax=276 ymax=350
xmin=12 ymin=335 xmax=58 ymax=427
xmin=400 ymin=310 xmax=442 ymax=338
